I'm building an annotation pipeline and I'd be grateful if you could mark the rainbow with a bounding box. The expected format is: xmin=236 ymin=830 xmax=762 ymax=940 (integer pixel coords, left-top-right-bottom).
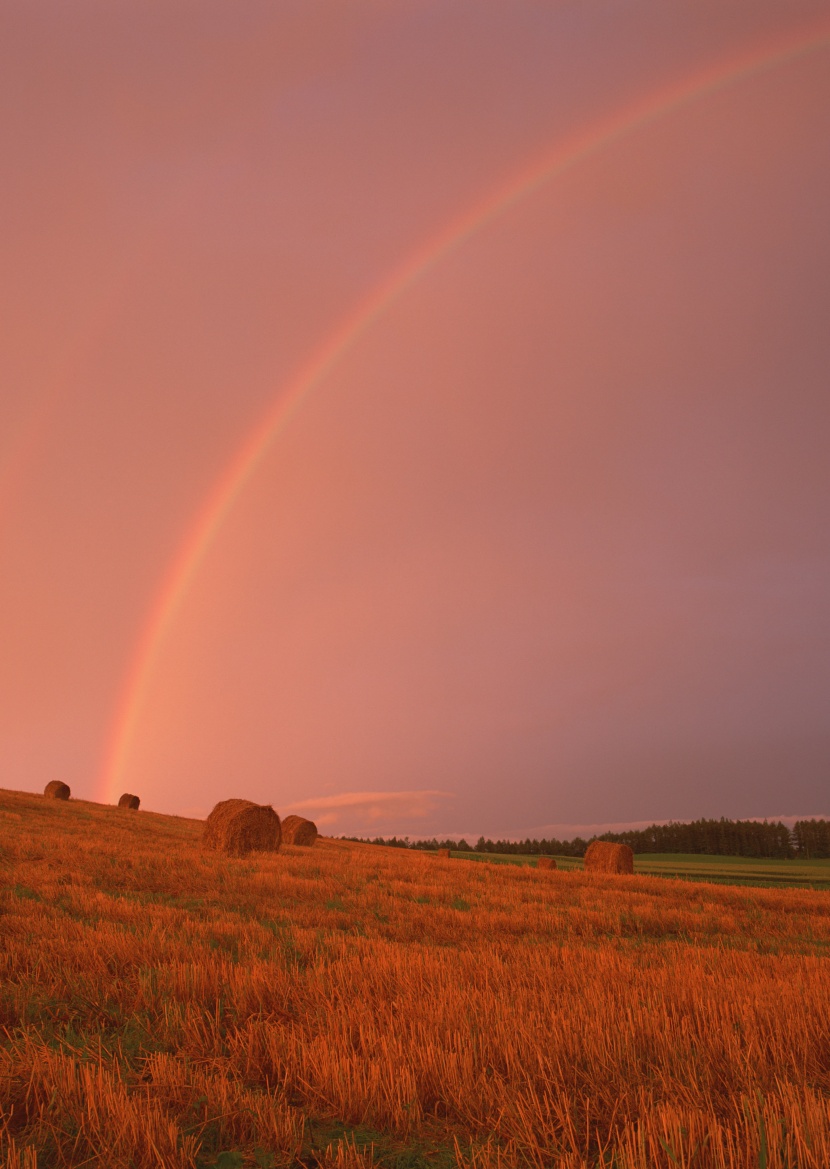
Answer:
xmin=98 ymin=19 xmax=830 ymax=804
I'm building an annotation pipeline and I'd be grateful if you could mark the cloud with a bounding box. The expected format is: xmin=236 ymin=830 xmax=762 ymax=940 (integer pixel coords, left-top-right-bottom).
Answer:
xmin=283 ymin=789 xmax=454 ymax=830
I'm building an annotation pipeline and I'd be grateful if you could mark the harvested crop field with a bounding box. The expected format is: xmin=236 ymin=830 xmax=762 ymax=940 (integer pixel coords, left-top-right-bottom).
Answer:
xmin=2 ymin=786 xmax=830 ymax=1168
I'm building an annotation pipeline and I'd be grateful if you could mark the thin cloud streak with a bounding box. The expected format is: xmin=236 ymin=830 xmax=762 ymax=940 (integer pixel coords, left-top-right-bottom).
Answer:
xmin=284 ymin=789 xmax=454 ymax=829
xmin=128 ymin=805 xmax=830 ymax=836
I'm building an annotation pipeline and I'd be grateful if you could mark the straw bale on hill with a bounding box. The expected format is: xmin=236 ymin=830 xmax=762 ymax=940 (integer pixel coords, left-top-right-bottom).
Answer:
xmin=44 ymin=781 xmax=70 ymax=800
xmin=584 ymin=840 xmax=633 ymax=874
xmin=281 ymin=814 xmax=318 ymax=846
xmin=537 ymin=856 xmax=557 ymax=870
xmin=118 ymin=793 xmax=140 ymax=810
xmin=437 ymin=848 xmax=451 ymax=858
xmin=203 ymin=799 xmax=281 ymax=858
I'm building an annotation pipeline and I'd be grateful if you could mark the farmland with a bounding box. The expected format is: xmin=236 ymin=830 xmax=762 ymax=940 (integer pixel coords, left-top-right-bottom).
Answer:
xmin=455 ymin=850 xmax=830 ymax=889
xmin=2 ymin=787 xmax=830 ymax=1168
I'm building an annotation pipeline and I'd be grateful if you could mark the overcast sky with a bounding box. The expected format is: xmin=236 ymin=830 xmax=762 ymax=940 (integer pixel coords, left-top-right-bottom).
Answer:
xmin=2 ymin=0 xmax=829 ymax=837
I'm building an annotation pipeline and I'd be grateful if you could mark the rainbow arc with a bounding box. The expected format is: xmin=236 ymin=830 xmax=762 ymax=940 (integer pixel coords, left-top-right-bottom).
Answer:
xmin=98 ymin=20 xmax=830 ymax=803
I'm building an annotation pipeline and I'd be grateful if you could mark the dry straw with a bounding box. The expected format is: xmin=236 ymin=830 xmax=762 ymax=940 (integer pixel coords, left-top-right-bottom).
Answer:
xmin=584 ymin=840 xmax=634 ymax=874
xmin=5 ymin=783 xmax=830 ymax=1166
xmin=118 ymin=793 xmax=140 ymax=810
xmin=536 ymin=856 xmax=557 ymax=870
xmin=437 ymin=848 xmax=451 ymax=858
xmin=203 ymin=799 xmax=281 ymax=858
xmin=281 ymin=815 xmax=318 ymax=846
xmin=43 ymin=781 xmax=70 ymax=800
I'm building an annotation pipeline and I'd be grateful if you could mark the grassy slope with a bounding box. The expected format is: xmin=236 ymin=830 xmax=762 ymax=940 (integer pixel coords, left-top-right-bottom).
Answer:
xmin=3 ymin=786 xmax=830 ymax=1169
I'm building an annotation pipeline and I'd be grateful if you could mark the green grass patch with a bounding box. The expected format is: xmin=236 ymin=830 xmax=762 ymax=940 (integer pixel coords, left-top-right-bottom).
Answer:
xmin=305 ymin=1119 xmax=457 ymax=1169
xmin=12 ymin=884 xmax=42 ymax=901
xmin=430 ymin=849 xmax=830 ymax=889
xmin=634 ymin=853 xmax=830 ymax=889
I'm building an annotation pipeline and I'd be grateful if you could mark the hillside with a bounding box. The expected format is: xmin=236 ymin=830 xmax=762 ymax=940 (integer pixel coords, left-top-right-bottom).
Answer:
xmin=2 ymin=786 xmax=830 ymax=1168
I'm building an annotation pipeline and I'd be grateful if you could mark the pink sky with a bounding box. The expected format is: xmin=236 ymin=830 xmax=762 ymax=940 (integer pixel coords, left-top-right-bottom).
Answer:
xmin=2 ymin=1 xmax=830 ymax=838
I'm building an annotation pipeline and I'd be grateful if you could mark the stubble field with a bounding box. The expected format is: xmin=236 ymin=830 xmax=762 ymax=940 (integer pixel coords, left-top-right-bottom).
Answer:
xmin=2 ymin=786 xmax=830 ymax=1169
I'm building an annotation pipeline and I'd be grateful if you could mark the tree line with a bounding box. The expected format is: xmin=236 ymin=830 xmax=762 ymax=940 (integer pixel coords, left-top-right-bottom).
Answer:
xmin=343 ymin=817 xmax=830 ymax=859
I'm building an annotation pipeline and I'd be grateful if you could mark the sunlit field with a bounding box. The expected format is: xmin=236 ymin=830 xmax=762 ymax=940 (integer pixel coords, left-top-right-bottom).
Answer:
xmin=2 ymin=787 xmax=830 ymax=1169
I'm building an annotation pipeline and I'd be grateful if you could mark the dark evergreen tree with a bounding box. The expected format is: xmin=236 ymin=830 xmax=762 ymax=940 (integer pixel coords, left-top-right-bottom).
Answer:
xmin=344 ymin=815 xmax=815 ymax=859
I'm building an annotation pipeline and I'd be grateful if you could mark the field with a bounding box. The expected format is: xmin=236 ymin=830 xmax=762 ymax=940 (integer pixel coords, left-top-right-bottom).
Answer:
xmin=457 ymin=851 xmax=830 ymax=890
xmin=2 ymin=788 xmax=830 ymax=1168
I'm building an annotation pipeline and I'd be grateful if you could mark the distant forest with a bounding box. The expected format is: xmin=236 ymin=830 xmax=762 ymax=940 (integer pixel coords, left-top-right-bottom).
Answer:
xmin=343 ymin=817 xmax=830 ymax=859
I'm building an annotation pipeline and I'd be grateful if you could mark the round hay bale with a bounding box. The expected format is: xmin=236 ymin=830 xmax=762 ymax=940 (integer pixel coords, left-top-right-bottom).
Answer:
xmin=584 ymin=840 xmax=634 ymax=874
xmin=203 ymin=799 xmax=281 ymax=858
xmin=536 ymin=856 xmax=557 ymax=870
xmin=281 ymin=814 xmax=318 ymax=846
xmin=118 ymin=793 xmax=140 ymax=810
xmin=44 ymin=781 xmax=70 ymax=800
xmin=436 ymin=848 xmax=451 ymax=858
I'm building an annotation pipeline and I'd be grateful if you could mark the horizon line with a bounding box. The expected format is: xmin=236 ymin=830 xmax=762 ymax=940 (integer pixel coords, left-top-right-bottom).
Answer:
xmin=341 ymin=813 xmax=830 ymax=842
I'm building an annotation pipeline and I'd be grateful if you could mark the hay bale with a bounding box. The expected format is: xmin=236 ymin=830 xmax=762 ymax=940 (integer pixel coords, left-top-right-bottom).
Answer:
xmin=203 ymin=799 xmax=281 ymax=858
xmin=281 ymin=814 xmax=318 ymax=846
xmin=118 ymin=793 xmax=140 ymax=810
xmin=536 ymin=856 xmax=557 ymax=870
xmin=437 ymin=848 xmax=451 ymax=858
xmin=44 ymin=781 xmax=70 ymax=800
xmin=583 ymin=840 xmax=634 ymax=874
